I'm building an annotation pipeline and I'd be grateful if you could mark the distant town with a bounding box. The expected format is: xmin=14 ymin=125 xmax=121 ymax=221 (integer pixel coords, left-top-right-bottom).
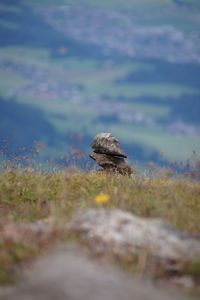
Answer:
xmin=40 ymin=4 xmax=200 ymax=64
xmin=0 ymin=57 xmax=199 ymax=137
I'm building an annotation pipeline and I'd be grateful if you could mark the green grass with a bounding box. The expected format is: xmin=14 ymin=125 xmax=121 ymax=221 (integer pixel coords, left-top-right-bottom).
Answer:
xmin=0 ymin=169 xmax=199 ymax=230
xmin=0 ymin=47 xmax=198 ymax=101
xmin=0 ymin=4 xmax=22 ymax=14
xmin=58 ymin=59 xmax=198 ymax=99
xmin=0 ymin=167 xmax=200 ymax=286
xmin=0 ymin=20 xmax=18 ymax=30
xmin=48 ymin=102 xmax=98 ymax=133
xmin=128 ymin=103 xmax=170 ymax=118
xmin=0 ymin=70 xmax=30 ymax=98
xmin=85 ymin=82 xmax=199 ymax=98
xmin=106 ymin=125 xmax=200 ymax=162
xmin=0 ymin=47 xmax=49 ymax=63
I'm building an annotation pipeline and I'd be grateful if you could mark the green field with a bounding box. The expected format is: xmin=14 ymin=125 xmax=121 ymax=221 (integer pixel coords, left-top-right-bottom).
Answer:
xmin=0 ymin=0 xmax=200 ymax=166
xmin=0 ymin=169 xmax=200 ymax=288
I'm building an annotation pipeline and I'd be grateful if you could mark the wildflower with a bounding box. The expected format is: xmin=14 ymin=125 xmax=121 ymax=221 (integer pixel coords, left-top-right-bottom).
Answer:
xmin=95 ymin=193 xmax=110 ymax=204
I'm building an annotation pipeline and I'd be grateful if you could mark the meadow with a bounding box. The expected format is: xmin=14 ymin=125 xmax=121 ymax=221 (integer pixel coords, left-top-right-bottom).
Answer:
xmin=0 ymin=163 xmax=200 ymax=289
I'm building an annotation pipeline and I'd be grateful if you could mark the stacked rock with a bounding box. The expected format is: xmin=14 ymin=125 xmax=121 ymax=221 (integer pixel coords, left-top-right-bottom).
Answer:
xmin=89 ymin=133 xmax=133 ymax=175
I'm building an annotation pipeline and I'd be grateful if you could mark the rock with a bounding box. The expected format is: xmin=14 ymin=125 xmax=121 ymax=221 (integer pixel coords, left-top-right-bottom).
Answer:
xmin=0 ymin=247 xmax=190 ymax=300
xmin=90 ymin=133 xmax=133 ymax=174
xmin=91 ymin=132 xmax=127 ymax=157
xmin=68 ymin=209 xmax=200 ymax=263
xmin=89 ymin=152 xmax=132 ymax=175
xmin=0 ymin=220 xmax=54 ymax=244
xmin=170 ymin=276 xmax=195 ymax=290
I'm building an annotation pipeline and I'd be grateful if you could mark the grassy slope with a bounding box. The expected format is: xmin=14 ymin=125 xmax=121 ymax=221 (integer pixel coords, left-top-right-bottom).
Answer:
xmin=0 ymin=169 xmax=199 ymax=231
xmin=0 ymin=167 xmax=200 ymax=285
xmin=0 ymin=47 xmax=199 ymax=163
xmin=108 ymin=125 xmax=200 ymax=163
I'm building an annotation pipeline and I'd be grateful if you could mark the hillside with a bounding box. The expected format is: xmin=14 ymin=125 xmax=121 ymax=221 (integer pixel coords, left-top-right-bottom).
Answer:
xmin=0 ymin=167 xmax=200 ymax=297
xmin=0 ymin=0 xmax=200 ymax=168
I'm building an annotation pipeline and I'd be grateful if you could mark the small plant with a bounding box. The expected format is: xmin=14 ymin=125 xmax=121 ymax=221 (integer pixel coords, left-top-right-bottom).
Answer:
xmin=95 ymin=193 xmax=110 ymax=204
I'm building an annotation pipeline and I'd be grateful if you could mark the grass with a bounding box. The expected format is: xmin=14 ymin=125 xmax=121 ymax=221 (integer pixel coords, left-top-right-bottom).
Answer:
xmin=0 ymin=4 xmax=22 ymax=14
xmin=0 ymin=165 xmax=200 ymax=286
xmin=0 ymin=167 xmax=200 ymax=228
xmin=106 ymin=124 xmax=200 ymax=163
xmin=0 ymin=70 xmax=30 ymax=95
xmin=66 ymin=60 xmax=198 ymax=98
xmin=127 ymin=103 xmax=170 ymax=118
xmin=85 ymin=83 xmax=199 ymax=98
xmin=0 ymin=47 xmax=198 ymax=100
xmin=0 ymin=47 xmax=50 ymax=66
xmin=0 ymin=20 xmax=18 ymax=30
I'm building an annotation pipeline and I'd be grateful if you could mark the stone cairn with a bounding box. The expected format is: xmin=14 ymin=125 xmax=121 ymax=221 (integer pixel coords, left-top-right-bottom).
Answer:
xmin=89 ymin=133 xmax=133 ymax=175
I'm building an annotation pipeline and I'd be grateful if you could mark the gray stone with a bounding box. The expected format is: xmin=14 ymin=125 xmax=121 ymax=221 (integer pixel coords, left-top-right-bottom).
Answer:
xmin=90 ymin=151 xmax=133 ymax=175
xmin=90 ymin=133 xmax=133 ymax=174
xmin=0 ymin=247 xmax=190 ymax=300
xmin=91 ymin=132 xmax=127 ymax=157
xmin=69 ymin=209 xmax=200 ymax=262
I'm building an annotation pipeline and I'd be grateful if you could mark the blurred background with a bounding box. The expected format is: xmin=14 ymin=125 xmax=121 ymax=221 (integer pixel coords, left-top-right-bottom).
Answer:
xmin=0 ymin=0 xmax=200 ymax=169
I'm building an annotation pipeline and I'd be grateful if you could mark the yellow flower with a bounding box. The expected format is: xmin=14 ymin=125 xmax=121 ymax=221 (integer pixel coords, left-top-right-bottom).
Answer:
xmin=95 ymin=193 xmax=110 ymax=204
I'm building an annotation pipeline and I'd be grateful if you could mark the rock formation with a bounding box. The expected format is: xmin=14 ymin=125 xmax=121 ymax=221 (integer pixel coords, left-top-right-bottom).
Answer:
xmin=69 ymin=208 xmax=200 ymax=268
xmin=90 ymin=133 xmax=133 ymax=175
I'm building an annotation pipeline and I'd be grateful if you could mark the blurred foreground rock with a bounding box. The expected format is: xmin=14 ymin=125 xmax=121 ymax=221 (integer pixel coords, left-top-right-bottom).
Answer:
xmin=1 ymin=209 xmax=200 ymax=299
xmin=0 ymin=247 xmax=190 ymax=300
xmin=90 ymin=133 xmax=133 ymax=175
xmin=69 ymin=209 xmax=200 ymax=264
xmin=0 ymin=220 xmax=55 ymax=243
